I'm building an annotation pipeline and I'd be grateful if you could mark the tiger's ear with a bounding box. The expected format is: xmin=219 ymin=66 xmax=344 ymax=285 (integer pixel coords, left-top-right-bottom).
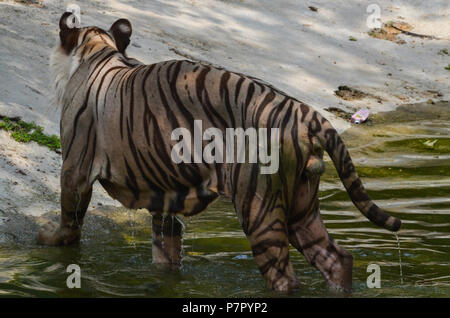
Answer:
xmin=109 ymin=19 xmax=132 ymax=54
xmin=59 ymin=12 xmax=80 ymax=54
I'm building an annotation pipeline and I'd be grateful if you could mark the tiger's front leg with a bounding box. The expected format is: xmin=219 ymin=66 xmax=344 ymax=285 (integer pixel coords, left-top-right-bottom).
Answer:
xmin=37 ymin=165 xmax=92 ymax=245
xmin=151 ymin=212 xmax=184 ymax=268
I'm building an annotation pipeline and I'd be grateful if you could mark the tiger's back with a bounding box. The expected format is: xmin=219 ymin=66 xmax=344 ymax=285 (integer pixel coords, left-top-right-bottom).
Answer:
xmin=62 ymin=46 xmax=311 ymax=216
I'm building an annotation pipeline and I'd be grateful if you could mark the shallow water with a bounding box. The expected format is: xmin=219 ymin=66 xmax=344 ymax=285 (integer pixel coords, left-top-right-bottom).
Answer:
xmin=0 ymin=103 xmax=449 ymax=297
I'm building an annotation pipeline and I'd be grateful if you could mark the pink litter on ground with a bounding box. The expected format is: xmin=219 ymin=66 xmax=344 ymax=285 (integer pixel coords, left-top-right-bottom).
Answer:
xmin=351 ymin=109 xmax=370 ymax=124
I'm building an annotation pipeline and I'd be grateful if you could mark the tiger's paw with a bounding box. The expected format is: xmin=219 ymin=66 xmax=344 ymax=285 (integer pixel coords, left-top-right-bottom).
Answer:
xmin=271 ymin=276 xmax=301 ymax=293
xmin=37 ymin=221 xmax=81 ymax=246
xmin=289 ymin=277 xmax=302 ymax=291
xmin=327 ymin=281 xmax=353 ymax=294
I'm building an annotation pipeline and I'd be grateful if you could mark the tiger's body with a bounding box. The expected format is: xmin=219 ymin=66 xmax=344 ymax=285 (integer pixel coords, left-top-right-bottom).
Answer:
xmin=38 ymin=13 xmax=401 ymax=293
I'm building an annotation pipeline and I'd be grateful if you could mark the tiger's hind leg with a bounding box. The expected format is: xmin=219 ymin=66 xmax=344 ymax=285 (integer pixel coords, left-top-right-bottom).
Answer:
xmin=233 ymin=168 xmax=300 ymax=292
xmin=239 ymin=201 xmax=300 ymax=292
xmin=37 ymin=167 xmax=93 ymax=246
xmin=288 ymin=204 xmax=353 ymax=292
xmin=151 ymin=213 xmax=184 ymax=268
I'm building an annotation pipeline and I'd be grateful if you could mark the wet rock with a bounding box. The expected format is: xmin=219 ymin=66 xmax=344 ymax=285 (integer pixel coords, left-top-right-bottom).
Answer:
xmin=335 ymin=85 xmax=384 ymax=103
xmin=335 ymin=85 xmax=368 ymax=101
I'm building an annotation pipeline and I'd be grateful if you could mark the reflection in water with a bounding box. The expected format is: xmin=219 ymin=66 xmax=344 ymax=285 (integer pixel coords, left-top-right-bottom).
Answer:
xmin=0 ymin=103 xmax=449 ymax=297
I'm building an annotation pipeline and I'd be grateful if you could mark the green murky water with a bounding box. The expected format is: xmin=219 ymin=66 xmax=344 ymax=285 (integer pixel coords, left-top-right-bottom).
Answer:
xmin=0 ymin=102 xmax=449 ymax=297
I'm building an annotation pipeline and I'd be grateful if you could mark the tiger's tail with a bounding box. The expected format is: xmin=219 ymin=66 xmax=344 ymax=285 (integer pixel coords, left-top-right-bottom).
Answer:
xmin=316 ymin=117 xmax=401 ymax=232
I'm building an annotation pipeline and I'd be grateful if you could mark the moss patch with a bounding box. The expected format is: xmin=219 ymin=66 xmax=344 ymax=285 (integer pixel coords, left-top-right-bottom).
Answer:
xmin=0 ymin=115 xmax=60 ymax=152
xmin=438 ymin=48 xmax=448 ymax=56
xmin=385 ymin=138 xmax=450 ymax=154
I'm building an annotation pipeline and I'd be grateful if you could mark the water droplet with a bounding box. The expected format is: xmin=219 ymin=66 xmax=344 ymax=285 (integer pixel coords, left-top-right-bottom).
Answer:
xmin=394 ymin=233 xmax=403 ymax=284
